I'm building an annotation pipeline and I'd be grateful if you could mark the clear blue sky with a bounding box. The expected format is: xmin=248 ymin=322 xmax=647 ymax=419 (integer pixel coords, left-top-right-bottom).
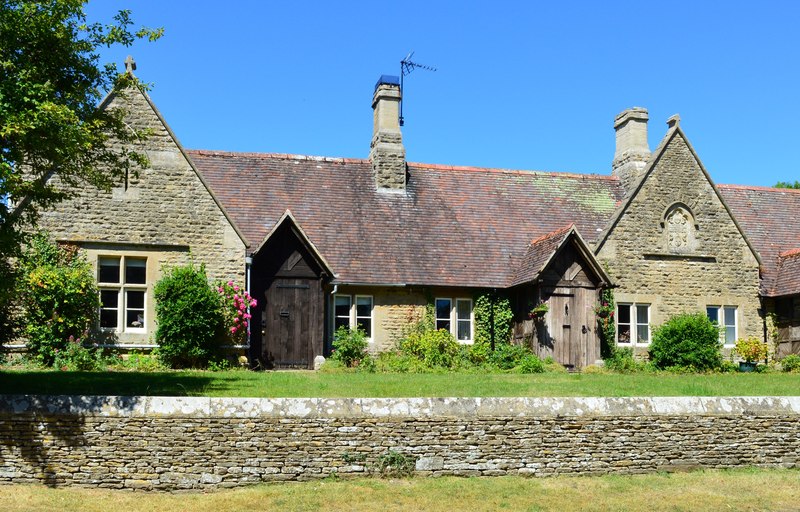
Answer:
xmin=86 ymin=1 xmax=799 ymax=187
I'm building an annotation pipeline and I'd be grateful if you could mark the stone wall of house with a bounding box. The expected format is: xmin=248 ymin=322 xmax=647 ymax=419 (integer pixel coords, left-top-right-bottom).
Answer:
xmin=597 ymin=130 xmax=762 ymax=345
xmin=335 ymin=287 xmax=478 ymax=352
xmin=35 ymin=87 xmax=247 ymax=344
xmin=0 ymin=395 xmax=798 ymax=491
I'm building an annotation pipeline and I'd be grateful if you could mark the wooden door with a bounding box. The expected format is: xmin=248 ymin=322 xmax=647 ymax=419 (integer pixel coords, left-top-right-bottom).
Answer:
xmin=540 ymin=287 xmax=597 ymax=369
xmin=263 ymin=278 xmax=322 ymax=368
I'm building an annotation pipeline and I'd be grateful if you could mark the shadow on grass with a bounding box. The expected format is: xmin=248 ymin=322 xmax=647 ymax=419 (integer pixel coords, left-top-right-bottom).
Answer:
xmin=0 ymin=371 xmax=217 ymax=397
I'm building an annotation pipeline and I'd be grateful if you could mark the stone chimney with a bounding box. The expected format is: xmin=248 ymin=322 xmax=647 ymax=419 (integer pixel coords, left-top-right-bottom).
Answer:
xmin=369 ymin=75 xmax=406 ymax=190
xmin=612 ymin=107 xmax=650 ymax=193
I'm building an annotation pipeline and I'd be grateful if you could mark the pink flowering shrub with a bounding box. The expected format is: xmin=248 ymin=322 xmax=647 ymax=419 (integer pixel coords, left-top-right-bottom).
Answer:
xmin=216 ymin=280 xmax=257 ymax=345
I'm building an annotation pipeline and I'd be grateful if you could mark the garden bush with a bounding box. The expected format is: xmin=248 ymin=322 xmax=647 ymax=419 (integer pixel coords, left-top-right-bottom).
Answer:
xmin=154 ymin=262 xmax=225 ymax=368
xmin=18 ymin=234 xmax=99 ymax=366
xmin=331 ymin=326 xmax=369 ymax=367
xmin=604 ymin=347 xmax=647 ymax=373
xmin=515 ymin=353 xmax=545 ymax=374
xmin=780 ymin=354 xmax=800 ymax=372
xmin=216 ymin=280 xmax=256 ymax=345
xmin=400 ymin=328 xmax=460 ymax=368
xmin=489 ymin=342 xmax=533 ymax=370
xmin=649 ymin=313 xmax=723 ymax=371
xmin=52 ymin=335 xmax=102 ymax=371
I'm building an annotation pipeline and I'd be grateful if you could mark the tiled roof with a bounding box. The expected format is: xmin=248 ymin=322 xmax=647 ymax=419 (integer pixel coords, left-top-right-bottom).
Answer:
xmin=717 ymin=185 xmax=800 ymax=295
xmin=188 ymin=150 xmax=623 ymax=288
xmin=772 ymin=249 xmax=800 ymax=296
xmin=188 ymin=149 xmax=800 ymax=295
xmin=512 ymin=224 xmax=574 ymax=287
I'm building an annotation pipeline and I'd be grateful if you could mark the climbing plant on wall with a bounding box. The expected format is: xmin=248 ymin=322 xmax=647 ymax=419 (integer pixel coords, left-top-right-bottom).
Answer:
xmin=596 ymin=287 xmax=616 ymax=358
xmin=473 ymin=291 xmax=514 ymax=347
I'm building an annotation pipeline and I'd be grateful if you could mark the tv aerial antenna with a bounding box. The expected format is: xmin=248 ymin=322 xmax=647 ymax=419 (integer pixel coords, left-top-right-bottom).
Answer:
xmin=399 ymin=51 xmax=436 ymax=126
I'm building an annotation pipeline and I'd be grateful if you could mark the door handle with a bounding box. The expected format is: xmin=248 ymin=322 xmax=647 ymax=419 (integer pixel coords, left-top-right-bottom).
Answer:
xmin=582 ymin=325 xmax=588 ymax=334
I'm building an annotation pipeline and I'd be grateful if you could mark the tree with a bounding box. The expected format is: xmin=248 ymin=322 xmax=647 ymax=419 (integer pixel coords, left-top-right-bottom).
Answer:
xmin=775 ymin=181 xmax=800 ymax=189
xmin=0 ymin=0 xmax=161 ymax=341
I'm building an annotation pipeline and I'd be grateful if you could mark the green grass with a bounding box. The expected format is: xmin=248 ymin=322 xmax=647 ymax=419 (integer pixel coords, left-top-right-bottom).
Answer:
xmin=1 ymin=369 xmax=799 ymax=397
xmin=0 ymin=469 xmax=798 ymax=511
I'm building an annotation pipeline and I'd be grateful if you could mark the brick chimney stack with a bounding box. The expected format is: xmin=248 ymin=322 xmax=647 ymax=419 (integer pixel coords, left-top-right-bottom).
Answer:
xmin=369 ymin=75 xmax=406 ymax=190
xmin=612 ymin=107 xmax=650 ymax=194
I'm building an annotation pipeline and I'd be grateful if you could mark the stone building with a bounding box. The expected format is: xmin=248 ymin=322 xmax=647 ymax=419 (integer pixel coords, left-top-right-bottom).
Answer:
xmin=32 ymin=65 xmax=800 ymax=367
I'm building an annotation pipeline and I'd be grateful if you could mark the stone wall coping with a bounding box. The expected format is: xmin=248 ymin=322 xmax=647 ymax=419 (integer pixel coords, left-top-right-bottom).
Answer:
xmin=2 ymin=395 xmax=800 ymax=419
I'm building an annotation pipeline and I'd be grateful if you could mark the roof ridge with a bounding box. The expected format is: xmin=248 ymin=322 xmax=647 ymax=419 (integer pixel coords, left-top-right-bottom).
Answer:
xmin=719 ymin=183 xmax=800 ymax=193
xmin=529 ymin=223 xmax=575 ymax=246
xmin=186 ymin=149 xmax=367 ymax=164
xmin=409 ymin=161 xmax=619 ymax=180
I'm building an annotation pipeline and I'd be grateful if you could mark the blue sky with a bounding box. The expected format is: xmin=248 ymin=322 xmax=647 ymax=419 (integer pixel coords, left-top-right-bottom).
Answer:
xmin=86 ymin=1 xmax=799 ymax=187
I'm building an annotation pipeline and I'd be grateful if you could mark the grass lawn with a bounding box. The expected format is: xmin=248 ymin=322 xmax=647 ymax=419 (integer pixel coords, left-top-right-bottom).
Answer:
xmin=1 ymin=369 xmax=799 ymax=397
xmin=0 ymin=468 xmax=798 ymax=511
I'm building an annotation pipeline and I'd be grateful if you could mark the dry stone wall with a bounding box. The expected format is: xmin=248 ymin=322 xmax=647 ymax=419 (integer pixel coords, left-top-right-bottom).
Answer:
xmin=1 ymin=396 xmax=798 ymax=491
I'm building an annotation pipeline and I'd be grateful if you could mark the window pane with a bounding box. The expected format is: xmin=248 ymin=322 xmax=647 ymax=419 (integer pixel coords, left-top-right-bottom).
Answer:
xmin=356 ymin=296 xmax=372 ymax=318
xmin=618 ymin=325 xmax=631 ymax=343
xmin=100 ymin=309 xmax=118 ymax=328
xmin=725 ymin=326 xmax=736 ymax=344
xmin=723 ymin=307 xmax=736 ymax=328
xmin=98 ymin=257 xmax=120 ymax=283
xmin=126 ymin=310 xmax=145 ymax=328
xmin=457 ymin=320 xmax=471 ymax=341
xmin=436 ymin=319 xmax=451 ymax=331
xmin=125 ymin=258 xmax=146 ymax=284
xmin=706 ymin=306 xmax=719 ymax=324
xmin=356 ymin=319 xmax=372 ymax=338
xmin=456 ymin=299 xmax=471 ymax=320
xmin=637 ymin=325 xmax=649 ymax=343
xmin=100 ymin=290 xmax=118 ymax=308
xmin=636 ymin=305 xmax=648 ymax=324
xmin=436 ymin=299 xmax=451 ymax=321
xmin=334 ymin=296 xmax=351 ymax=318
xmin=126 ymin=290 xmax=145 ymax=309
xmin=334 ymin=317 xmax=350 ymax=332
xmin=617 ymin=304 xmax=631 ymax=324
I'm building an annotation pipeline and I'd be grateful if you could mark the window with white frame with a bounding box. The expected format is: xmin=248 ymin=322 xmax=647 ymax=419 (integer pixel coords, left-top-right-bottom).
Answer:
xmin=617 ymin=303 xmax=650 ymax=344
xmin=98 ymin=256 xmax=147 ymax=332
xmin=333 ymin=294 xmax=374 ymax=340
xmin=435 ymin=297 xmax=474 ymax=343
xmin=707 ymin=305 xmax=737 ymax=345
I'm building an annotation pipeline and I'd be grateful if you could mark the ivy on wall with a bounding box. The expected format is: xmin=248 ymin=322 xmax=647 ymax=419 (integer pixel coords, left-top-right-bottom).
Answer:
xmin=596 ymin=287 xmax=616 ymax=358
xmin=473 ymin=291 xmax=514 ymax=346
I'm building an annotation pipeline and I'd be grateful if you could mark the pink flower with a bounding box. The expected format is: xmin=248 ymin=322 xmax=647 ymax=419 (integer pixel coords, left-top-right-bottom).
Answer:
xmin=231 ymin=326 xmax=237 ymax=333
xmin=228 ymin=280 xmax=234 ymax=287
xmin=233 ymin=285 xmax=239 ymax=292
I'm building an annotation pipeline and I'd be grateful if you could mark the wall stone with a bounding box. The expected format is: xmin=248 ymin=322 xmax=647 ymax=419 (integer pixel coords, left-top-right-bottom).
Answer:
xmin=598 ymin=130 xmax=762 ymax=344
xmin=1 ymin=395 xmax=798 ymax=491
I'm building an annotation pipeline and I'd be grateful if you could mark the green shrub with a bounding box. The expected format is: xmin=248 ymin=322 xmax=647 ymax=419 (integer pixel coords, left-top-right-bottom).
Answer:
xmin=400 ymin=329 xmax=460 ymax=368
xmin=373 ymin=351 xmax=428 ymax=373
xmin=780 ymin=354 xmax=800 ymax=372
xmin=107 ymin=350 xmax=168 ymax=372
xmin=19 ymin=234 xmax=99 ymax=366
xmin=473 ymin=291 xmax=513 ymax=345
xmin=604 ymin=347 xmax=643 ymax=373
xmin=52 ymin=335 xmax=102 ymax=371
xmin=154 ymin=262 xmax=225 ymax=368
xmin=489 ymin=342 xmax=532 ymax=370
xmin=649 ymin=313 xmax=723 ymax=371
xmin=331 ymin=326 xmax=369 ymax=367
xmin=542 ymin=356 xmax=568 ymax=373
xmin=515 ymin=353 xmax=545 ymax=374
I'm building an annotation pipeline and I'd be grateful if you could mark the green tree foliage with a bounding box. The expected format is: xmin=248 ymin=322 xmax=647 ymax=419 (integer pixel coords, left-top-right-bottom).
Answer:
xmin=18 ymin=232 xmax=99 ymax=366
xmin=775 ymin=181 xmax=800 ymax=189
xmin=154 ymin=262 xmax=225 ymax=369
xmin=0 ymin=0 xmax=161 ymax=339
xmin=649 ymin=313 xmax=723 ymax=371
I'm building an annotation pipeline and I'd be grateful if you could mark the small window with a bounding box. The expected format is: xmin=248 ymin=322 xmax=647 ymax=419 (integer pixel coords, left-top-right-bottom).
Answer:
xmin=456 ymin=299 xmax=472 ymax=342
xmin=97 ymin=255 xmax=147 ymax=333
xmin=333 ymin=294 xmax=374 ymax=342
xmin=355 ymin=296 xmax=373 ymax=338
xmin=707 ymin=305 xmax=737 ymax=345
xmin=435 ymin=298 xmax=452 ymax=332
xmin=617 ymin=303 xmax=650 ymax=344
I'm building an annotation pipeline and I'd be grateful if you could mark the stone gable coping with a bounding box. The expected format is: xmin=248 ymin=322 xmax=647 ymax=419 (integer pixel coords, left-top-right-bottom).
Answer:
xmin=2 ymin=395 xmax=799 ymax=419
